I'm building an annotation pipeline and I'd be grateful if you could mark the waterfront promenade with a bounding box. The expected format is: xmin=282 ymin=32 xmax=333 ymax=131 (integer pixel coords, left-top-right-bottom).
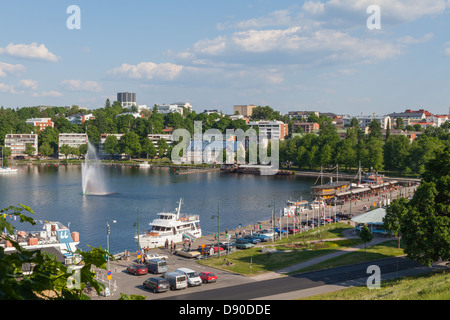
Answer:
xmin=91 ymin=183 xmax=418 ymax=299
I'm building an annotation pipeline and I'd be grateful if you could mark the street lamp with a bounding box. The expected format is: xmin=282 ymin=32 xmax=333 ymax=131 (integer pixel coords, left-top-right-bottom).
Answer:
xmin=106 ymin=220 xmax=116 ymax=296
xmin=211 ymin=203 xmax=220 ymax=258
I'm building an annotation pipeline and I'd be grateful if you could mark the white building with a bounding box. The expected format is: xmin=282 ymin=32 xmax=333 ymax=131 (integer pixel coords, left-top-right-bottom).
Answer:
xmin=4 ymin=134 xmax=38 ymax=157
xmin=156 ymin=102 xmax=192 ymax=116
xmin=248 ymin=120 xmax=289 ymax=140
xmin=58 ymin=133 xmax=88 ymax=159
xmin=343 ymin=115 xmax=392 ymax=130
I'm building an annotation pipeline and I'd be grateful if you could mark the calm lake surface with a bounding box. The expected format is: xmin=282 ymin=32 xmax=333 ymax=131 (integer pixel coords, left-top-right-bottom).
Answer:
xmin=0 ymin=164 xmax=316 ymax=254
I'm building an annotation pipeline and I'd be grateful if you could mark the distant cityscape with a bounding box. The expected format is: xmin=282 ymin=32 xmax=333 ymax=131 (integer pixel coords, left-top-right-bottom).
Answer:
xmin=1 ymin=91 xmax=449 ymax=165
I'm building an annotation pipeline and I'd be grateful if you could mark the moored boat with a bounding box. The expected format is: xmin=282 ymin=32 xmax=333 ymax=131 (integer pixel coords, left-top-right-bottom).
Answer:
xmin=135 ymin=199 xmax=202 ymax=249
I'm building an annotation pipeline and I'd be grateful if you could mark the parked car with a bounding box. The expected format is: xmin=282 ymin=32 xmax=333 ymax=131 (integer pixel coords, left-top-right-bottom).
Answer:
xmin=282 ymin=227 xmax=300 ymax=234
xmin=146 ymin=252 xmax=168 ymax=260
xmin=175 ymin=248 xmax=202 ymax=258
xmin=199 ymin=271 xmax=218 ymax=284
xmin=198 ymin=245 xmax=224 ymax=255
xmin=176 ymin=268 xmax=202 ymax=287
xmin=126 ymin=264 xmax=148 ymax=276
xmin=220 ymin=242 xmax=236 ymax=251
xmin=163 ymin=271 xmax=188 ymax=290
xmin=143 ymin=277 xmax=170 ymax=293
xmin=274 ymin=227 xmax=288 ymax=234
xmin=235 ymin=238 xmax=255 ymax=249
xmin=242 ymin=235 xmax=261 ymax=244
xmin=250 ymin=233 xmax=271 ymax=242
xmin=145 ymin=258 xmax=168 ymax=274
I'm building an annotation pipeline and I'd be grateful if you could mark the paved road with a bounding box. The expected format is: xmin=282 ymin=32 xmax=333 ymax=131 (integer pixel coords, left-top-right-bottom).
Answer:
xmin=154 ymin=256 xmax=423 ymax=300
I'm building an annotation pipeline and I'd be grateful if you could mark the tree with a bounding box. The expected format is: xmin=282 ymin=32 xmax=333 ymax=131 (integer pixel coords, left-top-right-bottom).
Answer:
xmin=393 ymin=147 xmax=450 ymax=266
xmin=0 ymin=204 xmax=109 ymax=300
xmin=119 ymin=132 xmax=141 ymax=160
xmin=39 ymin=142 xmax=54 ymax=158
xmin=59 ymin=144 xmax=71 ymax=160
xmin=368 ymin=119 xmax=382 ymax=140
xmin=383 ymin=197 xmax=409 ymax=249
xmin=25 ymin=143 xmax=35 ymax=157
xmin=359 ymin=225 xmax=373 ymax=252
xmin=157 ymin=138 xmax=169 ymax=158
xmin=103 ymin=135 xmax=119 ymax=159
xmin=141 ymin=138 xmax=157 ymax=160
xmin=396 ymin=118 xmax=404 ymax=130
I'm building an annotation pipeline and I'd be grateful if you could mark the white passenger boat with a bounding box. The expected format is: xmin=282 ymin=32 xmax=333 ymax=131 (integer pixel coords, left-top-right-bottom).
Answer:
xmin=283 ymin=200 xmax=309 ymax=216
xmin=135 ymin=199 xmax=202 ymax=249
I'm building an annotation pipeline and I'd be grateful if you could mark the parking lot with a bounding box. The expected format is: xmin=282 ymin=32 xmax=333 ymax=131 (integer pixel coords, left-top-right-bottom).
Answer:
xmin=90 ymin=246 xmax=257 ymax=300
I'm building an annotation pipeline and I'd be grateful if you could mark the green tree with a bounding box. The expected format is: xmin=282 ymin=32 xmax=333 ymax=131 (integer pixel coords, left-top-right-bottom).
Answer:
xmin=368 ymin=119 xmax=382 ymax=140
xmin=119 ymin=132 xmax=141 ymax=160
xmin=25 ymin=143 xmax=35 ymax=157
xmin=0 ymin=204 xmax=109 ymax=300
xmin=141 ymin=138 xmax=157 ymax=160
xmin=39 ymin=142 xmax=54 ymax=158
xmin=395 ymin=147 xmax=450 ymax=265
xmin=103 ymin=135 xmax=119 ymax=159
xmin=359 ymin=225 xmax=373 ymax=252
xmin=59 ymin=144 xmax=71 ymax=160
xmin=157 ymin=138 xmax=169 ymax=158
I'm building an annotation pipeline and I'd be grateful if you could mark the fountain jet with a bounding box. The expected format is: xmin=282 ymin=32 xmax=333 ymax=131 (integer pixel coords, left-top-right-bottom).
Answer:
xmin=81 ymin=142 xmax=109 ymax=195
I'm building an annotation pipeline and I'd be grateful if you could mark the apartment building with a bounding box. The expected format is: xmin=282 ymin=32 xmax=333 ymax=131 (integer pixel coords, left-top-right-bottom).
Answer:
xmin=233 ymin=104 xmax=256 ymax=117
xmin=4 ymin=134 xmax=38 ymax=157
xmin=292 ymin=122 xmax=320 ymax=133
xmin=58 ymin=133 xmax=88 ymax=159
xmin=248 ymin=120 xmax=289 ymax=140
xmin=25 ymin=118 xmax=54 ymax=131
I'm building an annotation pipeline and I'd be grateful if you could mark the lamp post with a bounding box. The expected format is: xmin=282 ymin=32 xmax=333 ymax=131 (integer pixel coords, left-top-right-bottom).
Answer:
xmin=106 ymin=220 xmax=116 ymax=295
xmin=211 ymin=203 xmax=220 ymax=258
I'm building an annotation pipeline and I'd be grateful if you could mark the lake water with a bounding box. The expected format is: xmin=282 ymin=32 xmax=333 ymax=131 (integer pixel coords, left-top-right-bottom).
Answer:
xmin=0 ymin=164 xmax=316 ymax=254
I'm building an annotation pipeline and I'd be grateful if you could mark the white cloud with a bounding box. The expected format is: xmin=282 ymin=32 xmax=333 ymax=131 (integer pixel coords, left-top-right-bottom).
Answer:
xmin=0 ymin=83 xmax=19 ymax=94
xmin=0 ymin=62 xmax=26 ymax=77
xmin=108 ymin=62 xmax=184 ymax=81
xmin=60 ymin=79 xmax=102 ymax=92
xmin=32 ymin=91 xmax=63 ymax=97
xmin=0 ymin=43 xmax=59 ymax=62
xmin=18 ymin=79 xmax=38 ymax=90
xmin=397 ymin=33 xmax=434 ymax=45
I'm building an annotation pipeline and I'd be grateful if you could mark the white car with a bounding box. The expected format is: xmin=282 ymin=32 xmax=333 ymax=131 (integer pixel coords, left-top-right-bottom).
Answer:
xmin=176 ymin=268 xmax=202 ymax=287
xmin=257 ymin=229 xmax=276 ymax=238
xmin=146 ymin=252 xmax=168 ymax=260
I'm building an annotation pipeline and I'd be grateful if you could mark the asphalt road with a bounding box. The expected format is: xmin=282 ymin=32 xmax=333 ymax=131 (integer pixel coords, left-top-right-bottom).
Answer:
xmin=155 ymin=256 xmax=421 ymax=300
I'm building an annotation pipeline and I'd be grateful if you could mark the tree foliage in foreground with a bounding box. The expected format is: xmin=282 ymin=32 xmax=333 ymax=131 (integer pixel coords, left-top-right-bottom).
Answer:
xmin=0 ymin=204 xmax=109 ymax=300
xmin=384 ymin=147 xmax=450 ymax=266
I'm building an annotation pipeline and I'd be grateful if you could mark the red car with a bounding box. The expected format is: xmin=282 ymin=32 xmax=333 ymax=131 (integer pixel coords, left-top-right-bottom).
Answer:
xmin=282 ymin=227 xmax=300 ymax=234
xmin=127 ymin=264 xmax=148 ymax=276
xmin=199 ymin=271 xmax=218 ymax=283
xmin=198 ymin=245 xmax=224 ymax=255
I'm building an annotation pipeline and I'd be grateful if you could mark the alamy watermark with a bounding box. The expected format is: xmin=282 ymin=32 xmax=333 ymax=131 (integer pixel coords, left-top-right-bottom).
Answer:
xmin=367 ymin=5 xmax=381 ymax=30
xmin=66 ymin=5 xmax=81 ymax=30
xmin=171 ymin=121 xmax=279 ymax=174
xmin=366 ymin=265 xmax=381 ymax=289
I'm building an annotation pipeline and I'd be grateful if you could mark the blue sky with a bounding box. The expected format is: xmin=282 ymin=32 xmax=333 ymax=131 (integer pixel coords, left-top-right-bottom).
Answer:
xmin=0 ymin=0 xmax=449 ymax=116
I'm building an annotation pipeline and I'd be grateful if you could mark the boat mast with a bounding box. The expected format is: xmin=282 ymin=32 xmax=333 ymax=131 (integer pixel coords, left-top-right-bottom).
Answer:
xmin=176 ymin=198 xmax=183 ymax=219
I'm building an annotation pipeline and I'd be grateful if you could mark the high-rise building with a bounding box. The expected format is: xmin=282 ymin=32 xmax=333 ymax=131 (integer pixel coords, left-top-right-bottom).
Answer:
xmin=233 ymin=105 xmax=256 ymax=117
xmin=117 ymin=92 xmax=137 ymax=108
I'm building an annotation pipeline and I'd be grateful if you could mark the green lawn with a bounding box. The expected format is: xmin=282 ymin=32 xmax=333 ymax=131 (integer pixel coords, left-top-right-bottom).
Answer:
xmin=301 ymin=270 xmax=450 ymax=300
xmin=196 ymin=223 xmax=362 ymax=276
xmin=292 ymin=240 xmax=405 ymax=274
